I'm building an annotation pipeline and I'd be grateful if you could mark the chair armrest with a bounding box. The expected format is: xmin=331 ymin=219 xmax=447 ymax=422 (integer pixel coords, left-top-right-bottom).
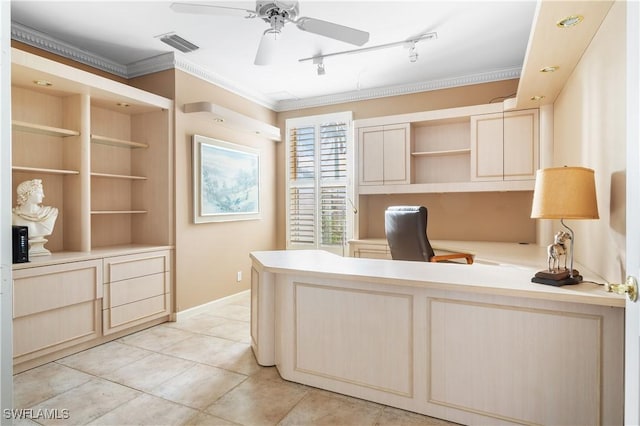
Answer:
xmin=430 ymin=253 xmax=474 ymax=264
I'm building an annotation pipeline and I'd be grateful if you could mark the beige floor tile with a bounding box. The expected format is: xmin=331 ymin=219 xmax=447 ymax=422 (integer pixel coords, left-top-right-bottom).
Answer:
xmin=182 ymin=411 xmax=240 ymax=426
xmin=150 ymin=363 xmax=246 ymax=409
xmin=225 ymin=291 xmax=251 ymax=307
xmin=201 ymin=318 xmax=251 ymax=344
xmin=164 ymin=313 xmax=230 ymax=334
xmin=279 ymin=389 xmax=383 ymax=426
xmin=376 ymin=406 xmax=459 ymax=425
xmin=209 ymin=304 xmax=250 ymax=322
xmin=57 ymin=341 xmax=153 ymax=377
xmin=102 ymin=352 xmax=195 ymax=392
xmin=118 ymin=324 xmax=196 ymax=351
xmin=88 ymin=393 xmax=198 ymax=426
xmin=205 ymin=375 xmax=309 ymax=426
xmin=161 ymin=334 xmax=260 ymax=375
xmin=31 ymin=378 xmax=141 ymax=426
xmin=8 ymin=418 xmax=40 ymax=426
xmin=13 ymin=363 xmax=93 ymax=409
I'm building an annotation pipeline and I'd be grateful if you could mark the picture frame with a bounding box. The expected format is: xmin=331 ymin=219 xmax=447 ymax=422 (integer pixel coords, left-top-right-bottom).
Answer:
xmin=192 ymin=135 xmax=261 ymax=223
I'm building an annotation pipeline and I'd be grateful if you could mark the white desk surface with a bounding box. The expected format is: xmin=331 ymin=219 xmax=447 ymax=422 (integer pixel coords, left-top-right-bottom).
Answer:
xmin=251 ymin=241 xmax=625 ymax=308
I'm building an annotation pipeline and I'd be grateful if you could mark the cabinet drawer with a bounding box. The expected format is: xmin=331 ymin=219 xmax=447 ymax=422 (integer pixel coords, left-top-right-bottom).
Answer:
xmin=14 ymin=300 xmax=100 ymax=358
xmin=104 ymin=272 xmax=169 ymax=308
xmin=13 ymin=260 xmax=102 ymax=318
xmin=103 ymin=293 xmax=170 ymax=335
xmin=104 ymin=250 xmax=170 ymax=283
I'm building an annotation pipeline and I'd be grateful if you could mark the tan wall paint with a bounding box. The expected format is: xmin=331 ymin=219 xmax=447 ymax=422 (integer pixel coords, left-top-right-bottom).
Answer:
xmin=553 ymin=0 xmax=626 ymax=283
xmin=361 ymin=192 xmax=536 ymax=242
xmin=172 ymin=70 xmax=278 ymax=311
xmin=274 ymin=79 xmax=538 ymax=247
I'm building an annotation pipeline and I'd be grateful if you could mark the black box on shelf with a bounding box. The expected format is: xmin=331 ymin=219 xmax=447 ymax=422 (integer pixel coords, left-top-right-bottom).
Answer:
xmin=12 ymin=226 xmax=29 ymax=264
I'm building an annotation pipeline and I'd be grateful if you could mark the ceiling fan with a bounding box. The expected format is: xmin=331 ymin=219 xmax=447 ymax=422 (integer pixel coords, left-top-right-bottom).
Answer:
xmin=170 ymin=1 xmax=370 ymax=65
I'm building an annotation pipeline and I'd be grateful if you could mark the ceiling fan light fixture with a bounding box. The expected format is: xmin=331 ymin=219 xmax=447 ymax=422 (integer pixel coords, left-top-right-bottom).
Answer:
xmin=254 ymin=29 xmax=280 ymax=65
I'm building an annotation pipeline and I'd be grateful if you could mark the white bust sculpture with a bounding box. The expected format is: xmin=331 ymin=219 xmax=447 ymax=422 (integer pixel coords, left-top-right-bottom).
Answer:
xmin=12 ymin=179 xmax=58 ymax=256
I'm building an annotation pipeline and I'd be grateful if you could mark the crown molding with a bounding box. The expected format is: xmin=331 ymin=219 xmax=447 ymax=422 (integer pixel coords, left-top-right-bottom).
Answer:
xmin=11 ymin=22 xmax=128 ymax=78
xmin=169 ymin=54 xmax=277 ymax=109
xmin=11 ymin=22 xmax=521 ymax=113
xmin=274 ymin=67 xmax=522 ymax=112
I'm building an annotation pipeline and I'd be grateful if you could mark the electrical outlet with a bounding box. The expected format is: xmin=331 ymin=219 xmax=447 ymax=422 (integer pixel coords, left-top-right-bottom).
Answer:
xmin=237 ymin=271 xmax=242 ymax=282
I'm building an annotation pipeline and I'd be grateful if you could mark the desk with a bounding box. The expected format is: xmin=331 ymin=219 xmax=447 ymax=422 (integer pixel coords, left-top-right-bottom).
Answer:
xmin=250 ymin=246 xmax=623 ymax=425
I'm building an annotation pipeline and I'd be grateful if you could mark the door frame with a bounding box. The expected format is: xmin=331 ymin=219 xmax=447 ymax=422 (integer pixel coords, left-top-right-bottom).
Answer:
xmin=625 ymin=1 xmax=640 ymax=423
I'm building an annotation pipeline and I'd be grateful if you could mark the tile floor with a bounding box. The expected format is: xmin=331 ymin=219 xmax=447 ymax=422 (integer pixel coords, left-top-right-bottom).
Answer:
xmin=13 ymin=291 xmax=457 ymax=426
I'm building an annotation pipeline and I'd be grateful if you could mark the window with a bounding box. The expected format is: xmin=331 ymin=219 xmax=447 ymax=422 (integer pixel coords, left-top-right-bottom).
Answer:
xmin=286 ymin=112 xmax=354 ymax=254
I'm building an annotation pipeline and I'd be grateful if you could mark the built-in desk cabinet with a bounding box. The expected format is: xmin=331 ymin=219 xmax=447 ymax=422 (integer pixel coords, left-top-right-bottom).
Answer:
xmin=355 ymin=103 xmax=541 ymax=194
xmin=471 ymin=108 xmax=539 ymax=181
xmin=103 ymin=250 xmax=171 ymax=335
xmin=12 ymin=248 xmax=173 ymax=372
xmin=13 ymin=260 xmax=103 ymax=367
xmin=358 ymin=123 xmax=411 ymax=186
xmin=349 ymin=239 xmax=391 ymax=259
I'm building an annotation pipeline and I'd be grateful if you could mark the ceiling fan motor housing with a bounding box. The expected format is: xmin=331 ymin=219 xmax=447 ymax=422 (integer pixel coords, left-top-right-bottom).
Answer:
xmin=257 ymin=1 xmax=299 ymax=22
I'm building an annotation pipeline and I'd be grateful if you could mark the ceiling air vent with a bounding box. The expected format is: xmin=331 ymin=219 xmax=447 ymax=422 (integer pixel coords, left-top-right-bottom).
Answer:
xmin=159 ymin=34 xmax=199 ymax=53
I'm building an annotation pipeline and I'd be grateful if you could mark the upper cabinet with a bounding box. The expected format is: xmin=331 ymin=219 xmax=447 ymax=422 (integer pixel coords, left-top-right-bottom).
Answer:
xmin=358 ymin=123 xmax=411 ymax=186
xmin=471 ymin=109 xmax=539 ymax=182
xmin=355 ymin=103 xmax=540 ymax=195
xmin=10 ymin=48 xmax=173 ymax=254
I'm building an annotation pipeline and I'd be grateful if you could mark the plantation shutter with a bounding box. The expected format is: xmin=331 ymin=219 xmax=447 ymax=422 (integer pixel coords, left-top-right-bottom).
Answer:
xmin=288 ymin=125 xmax=316 ymax=245
xmin=286 ymin=112 xmax=353 ymax=253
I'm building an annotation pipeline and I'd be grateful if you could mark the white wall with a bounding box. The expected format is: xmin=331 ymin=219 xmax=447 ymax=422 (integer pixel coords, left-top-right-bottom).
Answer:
xmin=553 ymin=0 xmax=626 ymax=283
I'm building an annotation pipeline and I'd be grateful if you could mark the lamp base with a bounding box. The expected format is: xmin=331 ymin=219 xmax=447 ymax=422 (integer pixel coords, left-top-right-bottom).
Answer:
xmin=531 ymin=269 xmax=582 ymax=286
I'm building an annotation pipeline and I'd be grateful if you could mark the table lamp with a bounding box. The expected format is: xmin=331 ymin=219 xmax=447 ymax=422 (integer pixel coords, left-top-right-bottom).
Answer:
xmin=530 ymin=166 xmax=599 ymax=286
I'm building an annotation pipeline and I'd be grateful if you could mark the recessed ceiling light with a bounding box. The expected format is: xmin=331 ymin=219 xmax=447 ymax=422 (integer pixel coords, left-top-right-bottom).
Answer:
xmin=530 ymin=95 xmax=545 ymax=101
xmin=33 ymin=80 xmax=52 ymax=87
xmin=557 ymin=15 xmax=584 ymax=28
xmin=116 ymin=102 xmax=130 ymax=108
xmin=213 ymin=118 xmax=225 ymax=123
xmin=540 ymin=66 xmax=560 ymax=73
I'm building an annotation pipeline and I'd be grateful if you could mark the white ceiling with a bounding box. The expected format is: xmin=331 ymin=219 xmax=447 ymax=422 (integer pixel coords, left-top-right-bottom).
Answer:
xmin=10 ymin=0 xmax=538 ymax=110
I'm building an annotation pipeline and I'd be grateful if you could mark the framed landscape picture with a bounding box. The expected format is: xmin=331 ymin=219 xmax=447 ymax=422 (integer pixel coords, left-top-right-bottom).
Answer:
xmin=192 ymin=135 xmax=261 ymax=223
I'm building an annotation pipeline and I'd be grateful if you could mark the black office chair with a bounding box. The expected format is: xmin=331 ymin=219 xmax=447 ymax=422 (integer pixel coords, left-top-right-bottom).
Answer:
xmin=384 ymin=206 xmax=473 ymax=264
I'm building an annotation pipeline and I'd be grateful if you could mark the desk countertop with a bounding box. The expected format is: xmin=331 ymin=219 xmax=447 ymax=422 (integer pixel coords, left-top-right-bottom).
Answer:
xmin=251 ymin=242 xmax=625 ymax=308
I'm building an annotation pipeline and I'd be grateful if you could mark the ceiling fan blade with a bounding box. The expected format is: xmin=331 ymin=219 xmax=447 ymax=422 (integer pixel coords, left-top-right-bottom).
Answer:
xmin=295 ymin=17 xmax=369 ymax=46
xmin=169 ymin=2 xmax=255 ymax=17
xmin=254 ymin=31 xmax=279 ymax=66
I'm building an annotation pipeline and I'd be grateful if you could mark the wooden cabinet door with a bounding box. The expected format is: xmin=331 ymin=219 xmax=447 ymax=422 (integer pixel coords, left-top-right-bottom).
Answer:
xmin=358 ymin=126 xmax=385 ymax=186
xmin=382 ymin=123 xmax=411 ymax=185
xmin=13 ymin=260 xmax=102 ymax=362
xmin=503 ymin=109 xmax=539 ymax=181
xmin=358 ymin=123 xmax=410 ymax=186
xmin=471 ymin=112 xmax=504 ymax=181
xmin=471 ymin=109 xmax=539 ymax=182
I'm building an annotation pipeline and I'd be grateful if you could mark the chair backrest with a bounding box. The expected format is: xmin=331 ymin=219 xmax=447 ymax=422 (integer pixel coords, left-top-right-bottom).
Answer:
xmin=384 ymin=206 xmax=436 ymax=261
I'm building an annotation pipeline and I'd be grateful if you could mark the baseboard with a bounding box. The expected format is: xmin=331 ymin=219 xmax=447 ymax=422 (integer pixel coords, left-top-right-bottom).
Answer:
xmin=175 ymin=289 xmax=250 ymax=321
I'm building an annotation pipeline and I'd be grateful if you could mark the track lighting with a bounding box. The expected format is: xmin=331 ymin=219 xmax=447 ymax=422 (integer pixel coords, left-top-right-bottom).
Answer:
xmin=408 ymin=42 xmax=418 ymax=63
xmin=300 ymin=32 xmax=436 ymax=72
xmin=314 ymin=57 xmax=325 ymax=76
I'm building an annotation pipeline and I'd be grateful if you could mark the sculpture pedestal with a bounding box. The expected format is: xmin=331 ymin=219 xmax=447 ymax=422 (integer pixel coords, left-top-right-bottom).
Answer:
xmin=29 ymin=236 xmax=51 ymax=257
xmin=531 ymin=268 xmax=582 ymax=286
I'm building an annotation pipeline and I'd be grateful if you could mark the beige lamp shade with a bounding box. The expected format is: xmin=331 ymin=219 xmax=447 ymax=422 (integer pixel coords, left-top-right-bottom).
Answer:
xmin=531 ymin=167 xmax=599 ymax=219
